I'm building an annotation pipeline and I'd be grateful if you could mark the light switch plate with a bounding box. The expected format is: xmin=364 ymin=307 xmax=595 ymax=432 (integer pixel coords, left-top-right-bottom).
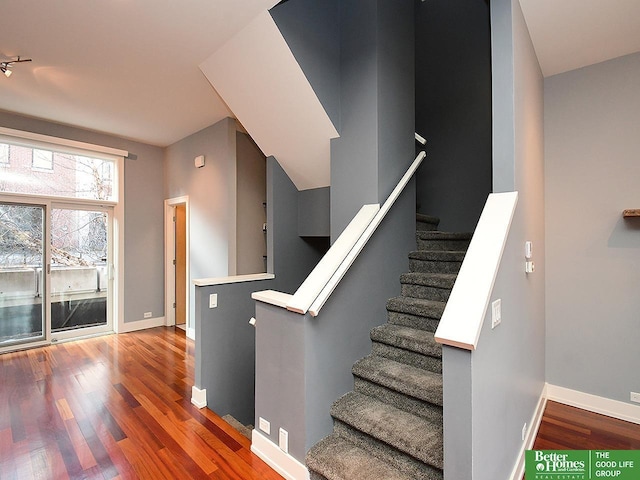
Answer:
xmin=209 ymin=293 xmax=218 ymax=308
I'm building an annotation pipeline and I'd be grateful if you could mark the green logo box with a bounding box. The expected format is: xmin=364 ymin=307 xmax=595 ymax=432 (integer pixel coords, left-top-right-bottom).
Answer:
xmin=526 ymin=450 xmax=640 ymax=480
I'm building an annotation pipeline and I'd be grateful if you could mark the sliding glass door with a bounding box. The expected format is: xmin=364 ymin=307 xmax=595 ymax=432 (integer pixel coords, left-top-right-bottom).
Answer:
xmin=0 ymin=203 xmax=46 ymax=347
xmin=0 ymin=201 xmax=113 ymax=349
xmin=50 ymin=205 xmax=112 ymax=339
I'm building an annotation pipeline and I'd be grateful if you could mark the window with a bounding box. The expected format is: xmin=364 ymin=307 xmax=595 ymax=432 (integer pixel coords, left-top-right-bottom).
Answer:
xmin=0 ymin=142 xmax=117 ymax=201
xmin=32 ymin=149 xmax=53 ymax=170
xmin=0 ymin=143 xmax=8 ymax=165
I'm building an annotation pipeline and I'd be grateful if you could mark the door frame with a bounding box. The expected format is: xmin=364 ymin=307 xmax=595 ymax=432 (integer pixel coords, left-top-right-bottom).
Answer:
xmin=164 ymin=196 xmax=191 ymax=338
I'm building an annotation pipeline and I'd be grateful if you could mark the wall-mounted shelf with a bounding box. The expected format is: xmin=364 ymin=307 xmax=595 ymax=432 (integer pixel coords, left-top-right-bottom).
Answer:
xmin=623 ymin=209 xmax=640 ymax=218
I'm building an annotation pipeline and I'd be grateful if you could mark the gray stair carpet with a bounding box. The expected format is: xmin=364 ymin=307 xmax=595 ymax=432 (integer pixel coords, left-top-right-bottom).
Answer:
xmin=306 ymin=215 xmax=469 ymax=480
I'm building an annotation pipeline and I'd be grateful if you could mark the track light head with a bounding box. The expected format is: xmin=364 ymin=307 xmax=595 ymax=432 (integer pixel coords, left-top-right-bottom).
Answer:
xmin=0 ymin=56 xmax=32 ymax=78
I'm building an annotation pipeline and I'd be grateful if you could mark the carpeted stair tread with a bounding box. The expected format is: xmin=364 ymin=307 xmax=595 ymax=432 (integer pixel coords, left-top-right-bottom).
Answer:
xmin=416 ymin=231 xmax=473 ymax=241
xmin=400 ymin=272 xmax=457 ymax=289
xmin=353 ymin=355 xmax=442 ymax=406
xmin=370 ymin=324 xmax=441 ymax=358
xmin=353 ymin=378 xmax=442 ymax=423
xmin=408 ymin=250 xmax=467 ymax=261
xmin=330 ymin=391 xmax=443 ymax=469
xmin=306 ymin=435 xmax=412 ymax=480
xmin=416 ymin=214 xmax=440 ymax=232
xmin=333 ymin=421 xmax=443 ymax=480
xmin=387 ymin=296 xmax=446 ymax=320
xmin=371 ymin=343 xmax=441 ymax=373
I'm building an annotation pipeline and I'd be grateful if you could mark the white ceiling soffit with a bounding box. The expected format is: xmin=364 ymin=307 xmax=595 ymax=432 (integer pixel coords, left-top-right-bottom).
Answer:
xmin=200 ymin=11 xmax=339 ymax=191
xmin=0 ymin=0 xmax=280 ymax=146
xmin=519 ymin=0 xmax=640 ymax=77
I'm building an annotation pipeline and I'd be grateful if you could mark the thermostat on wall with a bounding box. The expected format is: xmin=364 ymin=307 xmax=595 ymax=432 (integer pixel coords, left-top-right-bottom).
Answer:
xmin=194 ymin=155 xmax=205 ymax=168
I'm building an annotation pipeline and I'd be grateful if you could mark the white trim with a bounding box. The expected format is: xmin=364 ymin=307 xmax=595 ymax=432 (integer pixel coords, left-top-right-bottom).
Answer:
xmin=193 ymin=272 xmax=275 ymax=287
xmin=0 ymin=126 xmax=128 ymax=159
xmin=546 ymin=384 xmax=640 ymax=425
xmin=113 ymin=156 xmax=125 ymax=335
xmin=252 ymin=290 xmax=293 ymax=309
xmin=434 ymin=192 xmax=518 ymax=350
xmin=191 ymin=386 xmax=207 ymax=409
xmin=510 ymin=384 xmax=548 ymax=480
xmin=118 ymin=316 xmax=166 ymax=333
xmin=251 ymin=430 xmax=310 ymax=480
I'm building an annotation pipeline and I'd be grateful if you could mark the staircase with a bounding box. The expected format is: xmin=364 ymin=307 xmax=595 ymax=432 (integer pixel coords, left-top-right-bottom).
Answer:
xmin=306 ymin=214 xmax=471 ymax=480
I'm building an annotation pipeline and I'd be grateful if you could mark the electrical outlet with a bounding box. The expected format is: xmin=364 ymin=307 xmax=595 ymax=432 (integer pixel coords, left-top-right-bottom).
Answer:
xmin=144 ymin=311 xmax=152 ymax=318
xmin=209 ymin=293 xmax=218 ymax=309
xmin=631 ymin=392 xmax=640 ymax=404
xmin=522 ymin=423 xmax=527 ymax=441
xmin=259 ymin=417 xmax=270 ymax=435
xmin=279 ymin=428 xmax=289 ymax=453
xmin=491 ymin=299 xmax=502 ymax=329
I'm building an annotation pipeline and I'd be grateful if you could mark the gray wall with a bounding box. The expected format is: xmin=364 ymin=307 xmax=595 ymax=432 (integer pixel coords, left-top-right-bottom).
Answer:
xmin=195 ymin=278 xmax=276 ymax=426
xmin=267 ymin=156 xmax=326 ymax=290
xmin=443 ymin=1 xmax=546 ymax=478
xmin=254 ymin=0 xmax=416 ymax=462
xmin=165 ymin=118 xmax=237 ymax=326
xmin=236 ymin=131 xmax=266 ymax=275
xmin=0 ymin=110 xmax=165 ymax=325
xmin=415 ymin=0 xmax=492 ymax=232
xmin=270 ymin=0 xmax=341 ymax=130
xmin=298 ymin=187 xmax=330 ymax=237
xmin=330 ymin=0 xmax=415 ymax=240
xmin=196 ymin=156 xmax=325 ymax=429
xmin=545 ymin=52 xmax=640 ymax=403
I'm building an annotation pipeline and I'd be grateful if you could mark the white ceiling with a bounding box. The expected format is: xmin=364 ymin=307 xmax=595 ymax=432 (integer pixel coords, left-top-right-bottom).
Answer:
xmin=1 ymin=1 xmax=639 ymax=147
xmin=519 ymin=0 xmax=640 ymax=77
xmin=0 ymin=0 xmax=279 ymax=147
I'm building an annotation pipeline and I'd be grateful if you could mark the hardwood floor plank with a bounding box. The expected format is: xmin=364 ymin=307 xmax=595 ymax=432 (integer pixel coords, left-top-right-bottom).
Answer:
xmin=0 ymin=327 xmax=283 ymax=479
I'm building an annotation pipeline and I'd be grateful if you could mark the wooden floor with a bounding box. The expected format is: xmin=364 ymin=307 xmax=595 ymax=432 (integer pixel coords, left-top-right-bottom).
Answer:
xmin=534 ymin=400 xmax=640 ymax=450
xmin=0 ymin=327 xmax=283 ymax=480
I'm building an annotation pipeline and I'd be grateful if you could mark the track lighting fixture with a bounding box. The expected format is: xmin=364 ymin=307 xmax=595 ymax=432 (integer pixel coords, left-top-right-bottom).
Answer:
xmin=0 ymin=56 xmax=32 ymax=78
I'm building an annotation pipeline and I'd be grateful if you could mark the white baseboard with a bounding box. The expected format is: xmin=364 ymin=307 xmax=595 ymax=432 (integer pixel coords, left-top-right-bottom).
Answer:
xmin=118 ymin=316 xmax=166 ymax=333
xmin=546 ymin=384 xmax=640 ymax=425
xmin=251 ymin=430 xmax=309 ymax=480
xmin=187 ymin=326 xmax=195 ymax=341
xmin=510 ymin=384 xmax=548 ymax=480
xmin=191 ymin=386 xmax=207 ymax=409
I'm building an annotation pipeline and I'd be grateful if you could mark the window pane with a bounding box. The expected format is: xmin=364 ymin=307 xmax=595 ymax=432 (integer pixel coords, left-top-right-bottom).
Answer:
xmin=0 ymin=144 xmax=115 ymax=201
xmin=51 ymin=208 xmax=108 ymax=332
xmin=0 ymin=144 xmax=8 ymax=164
xmin=33 ymin=149 xmax=53 ymax=170
xmin=0 ymin=203 xmax=45 ymax=344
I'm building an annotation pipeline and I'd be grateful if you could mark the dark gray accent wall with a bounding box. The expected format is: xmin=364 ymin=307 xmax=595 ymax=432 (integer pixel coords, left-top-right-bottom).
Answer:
xmin=0 ymin=110 xmax=165 ymax=325
xmin=331 ymin=0 xmax=415 ymax=241
xmin=415 ymin=0 xmax=492 ymax=232
xmin=267 ymin=156 xmax=326 ymax=291
xmin=298 ymin=187 xmax=330 ymax=237
xmin=270 ymin=0 xmax=341 ymax=130
xmin=236 ymin=132 xmax=267 ymax=274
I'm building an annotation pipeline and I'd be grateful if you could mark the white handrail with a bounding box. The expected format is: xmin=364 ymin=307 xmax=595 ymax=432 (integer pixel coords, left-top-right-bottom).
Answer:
xmin=308 ymin=150 xmax=426 ymax=316
xmin=286 ymin=204 xmax=380 ymax=314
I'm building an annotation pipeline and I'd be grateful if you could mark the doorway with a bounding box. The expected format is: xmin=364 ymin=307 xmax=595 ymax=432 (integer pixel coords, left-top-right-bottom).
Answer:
xmin=164 ymin=196 xmax=191 ymax=338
